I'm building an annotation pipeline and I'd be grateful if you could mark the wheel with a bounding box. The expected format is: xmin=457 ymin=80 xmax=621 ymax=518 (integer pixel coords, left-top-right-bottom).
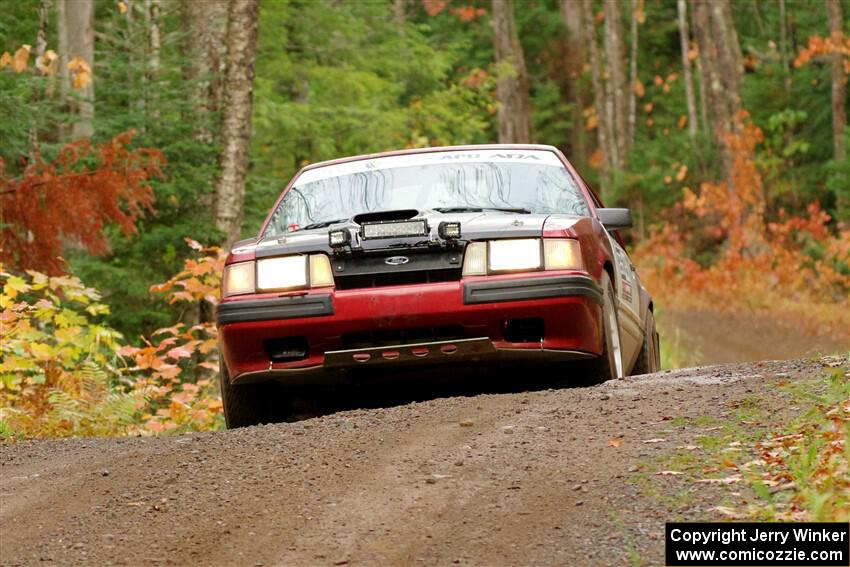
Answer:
xmin=219 ymin=359 xmax=292 ymax=428
xmin=578 ymin=272 xmax=623 ymax=384
xmin=630 ymin=309 xmax=661 ymax=375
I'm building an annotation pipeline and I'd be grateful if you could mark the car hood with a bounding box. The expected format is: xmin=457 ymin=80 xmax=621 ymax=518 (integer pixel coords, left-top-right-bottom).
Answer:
xmin=243 ymin=211 xmax=580 ymax=258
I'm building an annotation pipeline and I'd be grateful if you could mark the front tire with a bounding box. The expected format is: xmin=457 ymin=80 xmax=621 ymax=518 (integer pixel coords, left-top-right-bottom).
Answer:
xmin=219 ymin=359 xmax=292 ymax=428
xmin=579 ymin=272 xmax=623 ymax=384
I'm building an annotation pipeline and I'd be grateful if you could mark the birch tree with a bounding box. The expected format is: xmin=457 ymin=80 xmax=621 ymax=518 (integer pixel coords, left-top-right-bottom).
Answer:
xmin=58 ymin=0 xmax=95 ymax=140
xmin=627 ymin=0 xmax=639 ymax=148
xmin=214 ymin=0 xmax=260 ymax=247
xmin=560 ymin=0 xmax=587 ymax=164
xmin=182 ymin=0 xmax=229 ymax=143
xmin=825 ymin=0 xmax=846 ymax=162
xmin=491 ymin=0 xmax=533 ymax=144
xmin=582 ymin=0 xmax=612 ymax=193
xmin=692 ymin=0 xmax=743 ymax=185
xmin=603 ymin=0 xmax=628 ymax=168
xmin=677 ymin=0 xmax=698 ymax=141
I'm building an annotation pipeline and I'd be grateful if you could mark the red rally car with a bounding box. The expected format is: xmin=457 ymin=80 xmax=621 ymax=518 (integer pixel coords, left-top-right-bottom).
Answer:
xmin=217 ymin=145 xmax=660 ymax=428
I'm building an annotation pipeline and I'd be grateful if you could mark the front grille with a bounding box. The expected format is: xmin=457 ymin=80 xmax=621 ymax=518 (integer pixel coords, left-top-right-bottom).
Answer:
xmin=341 ymin=325 xmax=465 ymax=349
xmin=330 ymin=247 xmax=463 ymax=291
xmin=335 ymin=268 xmax=461 ymax=290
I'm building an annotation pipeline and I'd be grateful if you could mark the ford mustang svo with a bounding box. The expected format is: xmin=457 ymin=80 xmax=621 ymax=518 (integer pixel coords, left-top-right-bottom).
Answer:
xmin=216 ymin=145 xmax=660 ymax=427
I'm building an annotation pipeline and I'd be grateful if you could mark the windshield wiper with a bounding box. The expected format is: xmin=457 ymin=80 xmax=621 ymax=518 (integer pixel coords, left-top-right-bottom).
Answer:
xmin=433 ymin=207 xmax=532 ymax=214
xmin=297 ymin=218 xmax=349 ymax=231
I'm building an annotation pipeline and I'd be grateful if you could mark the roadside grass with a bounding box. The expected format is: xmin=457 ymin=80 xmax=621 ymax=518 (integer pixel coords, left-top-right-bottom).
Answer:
xmin=655 ymin=310 xmax=700 ymax=370
xmin=638 ymin=361 xmax=849 ymax=521
xmin=608 ymin=512 xmax=645 ymax=567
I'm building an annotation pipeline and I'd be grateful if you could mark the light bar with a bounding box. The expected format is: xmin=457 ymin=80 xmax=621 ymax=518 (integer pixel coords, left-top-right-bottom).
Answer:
xmin=361 ymin=219 xmax=428 ymax=240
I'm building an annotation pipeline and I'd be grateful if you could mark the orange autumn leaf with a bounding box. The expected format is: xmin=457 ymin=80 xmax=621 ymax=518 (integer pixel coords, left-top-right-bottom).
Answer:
xmin=633 ymin=79 xmax=645 ymax=98
xmin=678 ymin=115 xmax=688 ymax=129
xmin=450 ymin=6 xmax=484 ymax=22
xmin=68 ymin=56 xmax=92 ymax=90
xmin=688 ymin=44 xmax=699 ymax=62
xmin=608 ymin=437 xmax=623 ymax=447
xmin=634 ymin=0 xmax=645 ymax=24
xmin=589 ymin=149 xmax=603 ymax=169
xmin=36 ymin=49 xmax=58 ymax=76
xmin=421 ymin=0 xmax=447 ymax=16
xmin=13 ymin=45 xmax=31 ymax=73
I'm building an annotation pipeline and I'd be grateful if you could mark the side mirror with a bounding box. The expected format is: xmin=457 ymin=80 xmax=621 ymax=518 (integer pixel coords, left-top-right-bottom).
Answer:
xmin=597 ymin=208 xmax=633 ymax=230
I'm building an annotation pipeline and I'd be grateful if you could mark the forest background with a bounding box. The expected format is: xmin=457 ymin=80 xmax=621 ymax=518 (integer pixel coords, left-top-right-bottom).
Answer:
xmin=0 ymin=0 xmax=848 ymax=437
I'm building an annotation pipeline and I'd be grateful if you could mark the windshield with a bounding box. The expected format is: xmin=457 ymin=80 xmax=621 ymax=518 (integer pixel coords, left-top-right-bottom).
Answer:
xmin=264 ymin=150 xmax=590 ymax=237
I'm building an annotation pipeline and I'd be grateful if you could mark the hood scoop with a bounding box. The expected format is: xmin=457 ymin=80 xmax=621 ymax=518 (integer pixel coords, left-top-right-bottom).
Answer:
xmin=353 ymin=209 xmax=420 ymax=225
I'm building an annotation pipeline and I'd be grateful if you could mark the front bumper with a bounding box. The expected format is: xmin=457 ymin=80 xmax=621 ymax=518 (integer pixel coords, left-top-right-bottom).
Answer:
xmin=217 ymin=272 xmax=603 ymax=384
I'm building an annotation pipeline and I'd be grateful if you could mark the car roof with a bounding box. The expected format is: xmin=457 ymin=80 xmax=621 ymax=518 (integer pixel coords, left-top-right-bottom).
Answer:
xmin=298 ymin=144 xmax=566 ymax=173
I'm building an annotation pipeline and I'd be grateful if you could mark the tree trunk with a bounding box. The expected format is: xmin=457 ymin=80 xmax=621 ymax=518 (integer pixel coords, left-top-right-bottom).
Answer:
xmin=751 ymin=0 xmax=765 ymax=36
xmin=147 ymin=0 xmax=161 ymax=122
xmin=677 ymin=0 xmax=698 ymax=141
xmin=627 ymin=0 xmax=639 ymax=150
xmin=582 ymin=0 xmax=612 ymax=194
xmin=690 ymin=3 xmax=710 ymax=136
xmin=693 ymin=0 xmax=742 ymax=185
xmin=560 ymin=0 xmax=587 ymax=165
xmin=779 ymin=0 xmax=791 ymax=95
xmin=826 ymin=0 xmax=847 ymax=162
xmin=394 ymin=0 xmax=406 ymax=26
xmin=709 ymin=0 xmax=743 ymax=101
xmin=182 ymin=0 xmax=229 ymax=144
xmin=491 ymin=0 xmax=533 ymax=144
xmin=57 ymin=0 xmax=69 ymax=140
xmin=214 ymin=0 xmax=260 ymax=248
xmin=61 ymin=0 xmax=95 ymax=140
xmin=29 ymin=0 xmax=50 ymax=160
xmin=603 ymin=0 xmax=628 ymax=168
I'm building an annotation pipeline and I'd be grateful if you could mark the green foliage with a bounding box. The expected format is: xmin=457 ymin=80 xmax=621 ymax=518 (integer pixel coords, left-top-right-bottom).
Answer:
xmin=0 ymin=266 xmax=146 ymax=438
xmin=2 ymin=0 xmax=845 ymax=338
xmin=246 ymin=0 xmax=494 ymax=231
xmin=0 ymin=245 xmax=225 ymax=439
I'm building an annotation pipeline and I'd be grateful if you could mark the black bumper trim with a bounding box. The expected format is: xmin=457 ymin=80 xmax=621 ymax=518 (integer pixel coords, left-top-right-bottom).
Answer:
xmin=216 ymin=295 xmax=334 ymax=325
xmin=463 ymin=275 xmax=602 ymax=305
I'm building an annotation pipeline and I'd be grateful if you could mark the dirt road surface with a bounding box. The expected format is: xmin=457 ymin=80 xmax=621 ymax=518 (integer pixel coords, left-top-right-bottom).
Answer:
xmin=1 ymin=357 xmax=839 ymax=567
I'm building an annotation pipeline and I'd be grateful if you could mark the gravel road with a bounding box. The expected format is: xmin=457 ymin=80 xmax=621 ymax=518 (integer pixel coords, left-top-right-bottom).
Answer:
xmin=0 ymin=357 xmax=838 ymax=567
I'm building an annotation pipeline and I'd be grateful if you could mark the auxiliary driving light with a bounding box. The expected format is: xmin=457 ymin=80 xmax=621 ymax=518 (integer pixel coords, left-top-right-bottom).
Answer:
xmin=361 ymin=219 xmax=428 ymax=239
xmin=328 ymin=229 xmax=350 ymax=248
xmin=438 ymin=221 xmax=462 ymax=240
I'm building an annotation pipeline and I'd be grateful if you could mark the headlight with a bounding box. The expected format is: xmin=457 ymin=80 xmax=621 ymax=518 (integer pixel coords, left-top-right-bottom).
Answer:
xmin=462 ymin=241 xmax=487 ymax=276
xmin=488 ymin=239 xmax=542 ymax=272
xmin=462 ymin=238 xmax=583 ymax=276
xmin=222 ymin=262 xmax=256 ymax=297
xmin=257 ymin=255 xmax=308 ymax=291
xmin=543 ymin=239 xmax=583 ymax=271
xmin=309 ymin=254 xmax=334 ymax=287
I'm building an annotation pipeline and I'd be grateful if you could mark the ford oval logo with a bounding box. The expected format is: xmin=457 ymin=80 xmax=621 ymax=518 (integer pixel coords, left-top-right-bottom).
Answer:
xmin=385 ymin=256 xmax=410 ymax=266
